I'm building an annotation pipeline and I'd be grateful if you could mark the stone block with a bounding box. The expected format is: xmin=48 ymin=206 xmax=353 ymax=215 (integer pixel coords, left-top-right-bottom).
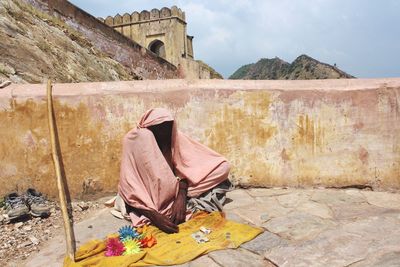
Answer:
xmin=247 ymin=188 xmax=294 ymax=197
xmin=265 ymin=213 xmax=400 ymax=266
xmin=361 ymin=191 xmax=400 ymax=210
xmin=209 ymin=248 xmax=273 ymax=267
xmin=224 ymin=189 xmax=255 ymax=210
xmin=262 ymin=212 xmax=336 ymax=241
xmin=241 ymin=231 xmax=288 ymax=255
xmin=189 ymin=256 xmax=220 ymax=267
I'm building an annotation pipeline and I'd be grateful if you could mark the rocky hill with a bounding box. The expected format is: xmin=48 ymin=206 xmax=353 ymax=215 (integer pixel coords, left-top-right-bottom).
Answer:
xmin=229 ymin=55 xmax=354 ymax=80
xmin=0 ymin=0 xmax=177 ymax=84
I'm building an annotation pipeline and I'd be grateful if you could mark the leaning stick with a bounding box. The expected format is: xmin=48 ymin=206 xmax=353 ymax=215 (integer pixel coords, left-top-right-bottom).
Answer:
xmin=46 ymin=80 xmax=76 ymax=261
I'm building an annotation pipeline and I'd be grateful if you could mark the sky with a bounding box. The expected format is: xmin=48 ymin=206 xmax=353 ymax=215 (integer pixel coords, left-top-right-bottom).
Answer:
xmin=70 ymin=0 xmax=400 ymax=79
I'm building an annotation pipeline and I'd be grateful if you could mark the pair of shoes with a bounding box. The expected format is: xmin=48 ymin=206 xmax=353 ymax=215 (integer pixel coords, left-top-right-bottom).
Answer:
xmin=5 ymin=189 xmax=51 ymax=220
xmin=4 ymin=193 xmax=29 ymax=220
xmin=26 ymin=188 xmax=51 ymax=218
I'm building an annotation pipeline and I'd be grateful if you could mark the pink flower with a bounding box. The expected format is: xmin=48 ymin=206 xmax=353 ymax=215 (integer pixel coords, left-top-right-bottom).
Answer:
xmin=105 ymin=237 xmax=125 ymax=257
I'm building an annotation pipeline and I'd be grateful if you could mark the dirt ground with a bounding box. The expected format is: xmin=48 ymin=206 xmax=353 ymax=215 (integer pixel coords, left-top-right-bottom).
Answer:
xmin=0 ymin=197 xmax=108 ymax=267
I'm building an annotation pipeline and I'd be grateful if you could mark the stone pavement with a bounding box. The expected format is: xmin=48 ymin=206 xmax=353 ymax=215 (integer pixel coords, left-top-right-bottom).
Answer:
xmin=24 ymin=188 xmax=400 ymax=267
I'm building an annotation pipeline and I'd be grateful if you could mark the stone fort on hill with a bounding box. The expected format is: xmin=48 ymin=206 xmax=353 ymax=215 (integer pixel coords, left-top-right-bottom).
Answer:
xmin=100 ymin=6 xmax=217 ymax=79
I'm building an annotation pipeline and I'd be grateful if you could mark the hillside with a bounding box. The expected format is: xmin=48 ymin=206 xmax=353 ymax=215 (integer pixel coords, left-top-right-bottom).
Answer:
xmin=0 ymin=0 xmax=179 ymax=84
xmin=229 ymin=55 xmax=354 ymax=80
xmin=0 ymin=0 xmax=139 ymax=83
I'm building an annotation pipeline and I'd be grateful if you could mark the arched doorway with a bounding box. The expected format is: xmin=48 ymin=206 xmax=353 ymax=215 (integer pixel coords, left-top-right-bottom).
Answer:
xmin=148 ymin=40 xmax=166 ymax=59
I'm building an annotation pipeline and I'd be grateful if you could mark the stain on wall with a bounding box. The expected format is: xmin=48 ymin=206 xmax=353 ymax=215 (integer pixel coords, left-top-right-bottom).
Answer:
xmin=0 ymin=98 xmax=117 ymax=198
xmin=204 ymin=91 xmax=277 ymax=186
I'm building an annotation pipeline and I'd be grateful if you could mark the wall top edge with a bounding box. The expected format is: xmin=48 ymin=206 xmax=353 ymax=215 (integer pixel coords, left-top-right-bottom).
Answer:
xmin=3 ymin=78 xmax=400 ymax=98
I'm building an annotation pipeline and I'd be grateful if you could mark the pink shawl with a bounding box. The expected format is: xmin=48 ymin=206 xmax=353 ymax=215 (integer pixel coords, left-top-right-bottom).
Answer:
xmin=118 ymin=108 xmax=227 ymax=225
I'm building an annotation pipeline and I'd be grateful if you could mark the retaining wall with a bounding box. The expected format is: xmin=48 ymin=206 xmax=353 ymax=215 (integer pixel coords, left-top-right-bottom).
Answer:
xmin=27 ymin=0 xmax=178 ymax=80
xmin=0 ymin=79 xmax=399 ymax=198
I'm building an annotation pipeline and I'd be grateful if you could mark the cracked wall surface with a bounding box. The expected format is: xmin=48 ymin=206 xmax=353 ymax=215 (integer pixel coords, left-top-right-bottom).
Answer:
xmin=0 ymin=79 xmax=399 ymax=198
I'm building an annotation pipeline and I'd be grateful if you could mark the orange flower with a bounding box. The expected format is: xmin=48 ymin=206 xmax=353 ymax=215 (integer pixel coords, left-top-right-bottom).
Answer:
xmin=140 ymin=235 xmax=157 ymax=248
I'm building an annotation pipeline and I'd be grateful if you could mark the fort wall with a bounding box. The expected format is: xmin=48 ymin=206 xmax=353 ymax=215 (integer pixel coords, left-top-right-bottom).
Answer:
xmin=1 ymin=78 xmax=399 ymax=199
xmin=27 ymin=0 xmax=179 ymax=79
xmin=101 ymin=7 xmax=186 ymax=27
xmin=101 ymin=7 xmax=191 ymax=67
xmin=100 ymin=6 xmax=210 ymax=79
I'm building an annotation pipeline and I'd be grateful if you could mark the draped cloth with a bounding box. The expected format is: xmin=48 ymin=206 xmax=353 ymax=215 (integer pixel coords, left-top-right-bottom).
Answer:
xmin=118 ymin=108 xmax=229 ymax=226
xmin=64 ymin=212 xmax=263 ymax=267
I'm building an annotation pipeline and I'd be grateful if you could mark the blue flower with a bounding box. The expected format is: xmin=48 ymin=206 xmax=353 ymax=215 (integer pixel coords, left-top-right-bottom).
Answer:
xmin=118 ymin=225 xmax=140 ymax=241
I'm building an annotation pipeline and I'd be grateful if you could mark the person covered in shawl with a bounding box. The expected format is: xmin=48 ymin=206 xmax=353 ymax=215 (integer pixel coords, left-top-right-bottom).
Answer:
xmin=118 ymin=108 xmax=231 ymax=233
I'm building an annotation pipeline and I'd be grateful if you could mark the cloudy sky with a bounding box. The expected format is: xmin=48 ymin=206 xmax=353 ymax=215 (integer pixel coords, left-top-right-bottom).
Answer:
xmin=70 ymin=0 xmax=399 ymax=78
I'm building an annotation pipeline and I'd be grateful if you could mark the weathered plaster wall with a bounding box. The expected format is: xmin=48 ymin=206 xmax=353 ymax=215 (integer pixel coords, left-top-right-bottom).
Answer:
xmin=1 ymin=79 xmax=399 ymax=199
xmin=179 ymin=58 xmax=213 ymax=80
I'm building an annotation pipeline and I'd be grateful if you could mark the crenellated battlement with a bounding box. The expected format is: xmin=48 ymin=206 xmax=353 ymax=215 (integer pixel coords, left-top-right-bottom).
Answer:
xmin=100 ymin=6 xmax=186 ymax=27
xmin=98 ymin=5 xmax=200 ymax=77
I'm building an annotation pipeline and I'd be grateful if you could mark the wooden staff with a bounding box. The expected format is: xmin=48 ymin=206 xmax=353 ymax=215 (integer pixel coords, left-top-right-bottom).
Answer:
xmin=46 ymin=80 xmax=76 ymax=261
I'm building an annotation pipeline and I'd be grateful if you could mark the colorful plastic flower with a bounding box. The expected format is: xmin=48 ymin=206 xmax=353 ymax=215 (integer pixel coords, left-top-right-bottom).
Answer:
xmin=139 ymin=235 xmax=157 ymax=248
xmin=105 ymin=237 xmax=125 ymax=257
xmin=118 ymin=225 xmax=140 ymax=241
xmin=123 ymin=239 xmax=142 ymax=255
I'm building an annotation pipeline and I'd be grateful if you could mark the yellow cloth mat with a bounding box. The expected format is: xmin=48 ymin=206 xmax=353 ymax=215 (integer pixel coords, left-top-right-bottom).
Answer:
xmin=64 ymin=211 xmax=263 ymax=267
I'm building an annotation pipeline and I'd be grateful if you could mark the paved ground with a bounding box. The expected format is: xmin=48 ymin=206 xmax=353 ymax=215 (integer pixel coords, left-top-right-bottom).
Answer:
xmin=24 ymin=188 xmax=400 ymax=267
